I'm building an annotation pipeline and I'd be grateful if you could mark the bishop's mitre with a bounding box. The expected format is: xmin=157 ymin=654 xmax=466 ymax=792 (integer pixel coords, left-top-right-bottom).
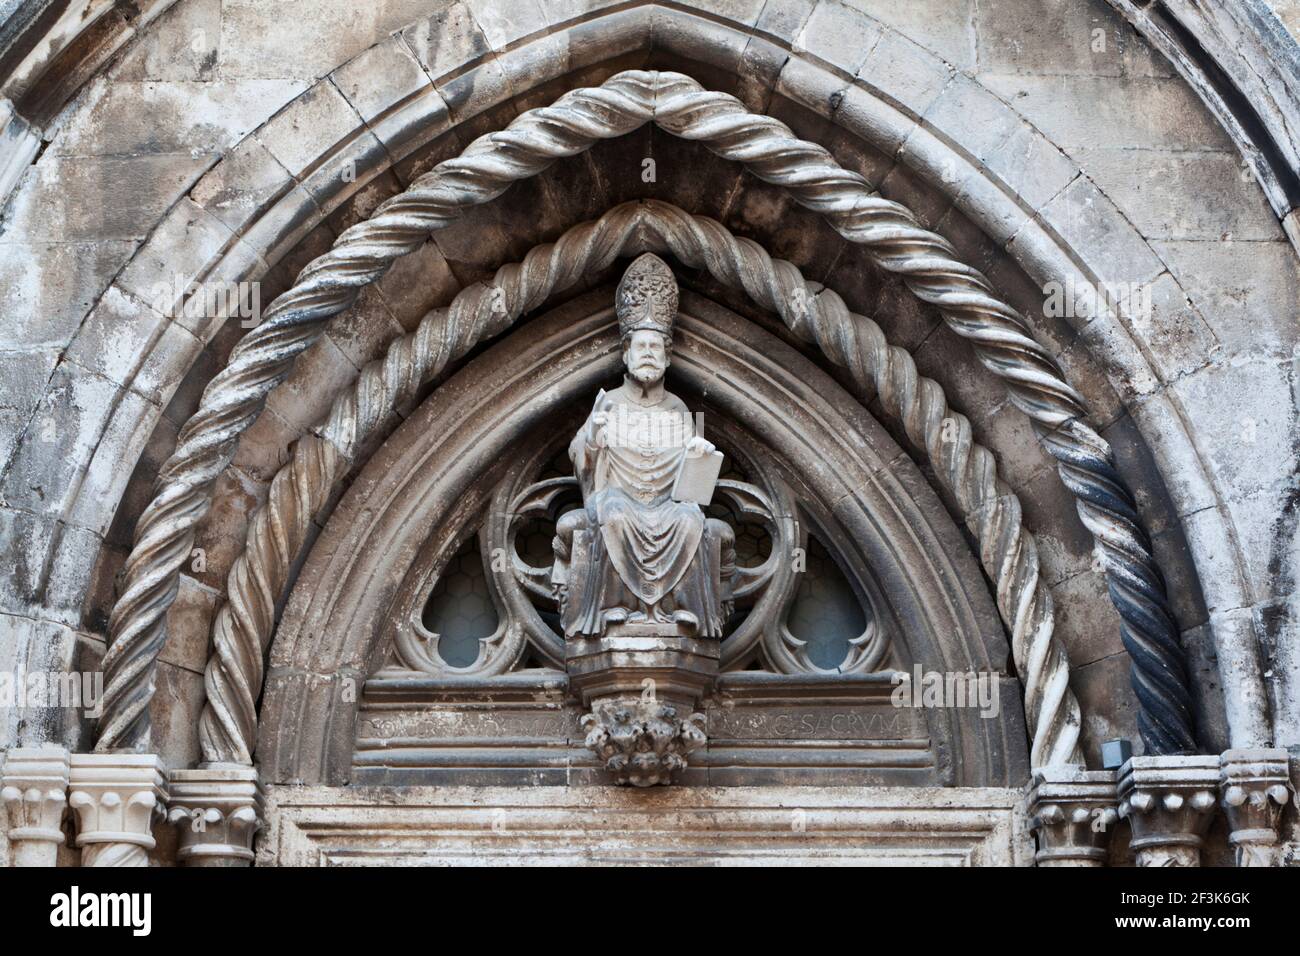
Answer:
xmin=615 ymin=252 xmax=678 ymax=340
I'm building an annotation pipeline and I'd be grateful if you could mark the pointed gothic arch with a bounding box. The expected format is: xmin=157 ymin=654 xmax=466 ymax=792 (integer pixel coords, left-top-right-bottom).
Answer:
xmin=200 ymin=199 xmax=1079 ymax=773
xmin=256 ymin=289 xmax=1028 ymax=788
xmin=96 ymin=72 xmax=1185 ymax=770
xmin=1 ymin=0 xmax=1294 ymax=871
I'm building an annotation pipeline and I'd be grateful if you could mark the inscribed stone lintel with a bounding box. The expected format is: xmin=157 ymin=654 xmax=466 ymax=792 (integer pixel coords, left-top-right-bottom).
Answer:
xmin=351 ymin=671 xmax=937 ymax=787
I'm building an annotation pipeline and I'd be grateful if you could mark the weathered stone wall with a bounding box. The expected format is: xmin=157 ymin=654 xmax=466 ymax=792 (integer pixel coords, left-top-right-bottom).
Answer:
xmin=0 ymin=1 xmax=1295 ymax=811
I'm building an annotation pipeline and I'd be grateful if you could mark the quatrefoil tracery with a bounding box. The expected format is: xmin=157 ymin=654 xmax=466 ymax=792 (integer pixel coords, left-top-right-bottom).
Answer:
xmin=389 ymin=427 xmax=886 ymax=680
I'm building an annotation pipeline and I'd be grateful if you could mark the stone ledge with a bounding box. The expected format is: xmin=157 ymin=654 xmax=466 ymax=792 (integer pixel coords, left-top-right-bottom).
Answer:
xmin=259 ymin=783 xmax=1031 ymax=865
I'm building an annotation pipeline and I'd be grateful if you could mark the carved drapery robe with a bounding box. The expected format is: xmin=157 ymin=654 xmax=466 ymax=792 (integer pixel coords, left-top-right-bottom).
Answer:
xmin=562 ymin=383 xmax=729 ymax=637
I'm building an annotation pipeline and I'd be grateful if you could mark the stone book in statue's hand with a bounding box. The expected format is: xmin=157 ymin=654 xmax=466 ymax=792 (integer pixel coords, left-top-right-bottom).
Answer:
xmin=672 ymin=449 xmax=724 ymax=504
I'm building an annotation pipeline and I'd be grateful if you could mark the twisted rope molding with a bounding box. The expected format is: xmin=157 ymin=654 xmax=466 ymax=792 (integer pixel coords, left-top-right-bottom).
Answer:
xmin=98 ymin=72 xmax=661 ymax=752
xmin=100 ymin=68 xmax=1193 ymax=758
xmin=199 ymin=199 xmax=1081 ymax=767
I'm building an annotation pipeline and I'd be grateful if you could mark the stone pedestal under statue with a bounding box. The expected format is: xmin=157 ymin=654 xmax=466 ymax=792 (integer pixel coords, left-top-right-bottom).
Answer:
xmin=567 ymin=622 xmax=718 ymax=786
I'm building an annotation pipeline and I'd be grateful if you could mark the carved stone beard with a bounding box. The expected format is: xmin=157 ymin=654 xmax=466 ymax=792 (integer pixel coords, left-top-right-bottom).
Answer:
xmin=629 ymin=360 xmax=664 ymax=386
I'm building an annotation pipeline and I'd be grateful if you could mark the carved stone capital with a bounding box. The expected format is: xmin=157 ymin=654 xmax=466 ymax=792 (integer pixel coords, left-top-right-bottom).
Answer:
xmin=68 ymin=753 xmax=167 ymax=867
xmin=1219 ymin=747 xmax=1292 ymax=867
xmin=1118 ymin=755 xmax=1220 ymax=867
xmin=1025 ymin=767 xmax=1119 ymax=866
xmin=166 ymin=763 xmax=264 ymax=867
xmin=581 ymin=698 xmax=707 ymax=787
xmin=2 ymin=745 xmax=70 ymax=867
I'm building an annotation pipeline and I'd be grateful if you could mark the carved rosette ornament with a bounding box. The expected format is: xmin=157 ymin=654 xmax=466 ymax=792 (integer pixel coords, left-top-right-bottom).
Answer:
xmin=1118 ymin=756 xmax=1220 ymax=867
xmin=67 ymin=753 xmax=166 ymax=867
xmin=166 ymin=764 xmax=264 ymax=867
xmin=1219 ymin=748 xmax=1292 ymax=867
xmin=1025 ymin=767 xmax=1119 ymax=867
xmin=1 ymin=745 xmax=70 ymax=867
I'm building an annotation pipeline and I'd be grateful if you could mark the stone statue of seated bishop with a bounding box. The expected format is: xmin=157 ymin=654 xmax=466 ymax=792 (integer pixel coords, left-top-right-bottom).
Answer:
xmin=553 ymin=253 xmax=736 ymax=639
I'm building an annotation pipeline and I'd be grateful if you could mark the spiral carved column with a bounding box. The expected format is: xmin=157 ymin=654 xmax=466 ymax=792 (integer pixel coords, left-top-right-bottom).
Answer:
xmin=652 ymin=76 xmax=1194 ymax=754
xmin=101 ymin=70 xmax=1191 ymax=762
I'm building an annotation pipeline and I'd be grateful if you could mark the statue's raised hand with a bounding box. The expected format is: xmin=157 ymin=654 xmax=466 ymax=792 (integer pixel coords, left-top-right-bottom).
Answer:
xmin=590 ymin=410 xmax=610 ymax=448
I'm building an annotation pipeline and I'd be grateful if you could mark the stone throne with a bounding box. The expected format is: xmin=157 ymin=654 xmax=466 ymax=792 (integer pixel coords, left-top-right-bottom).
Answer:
xmin=551 ymin=254 xmax=737 ymax=786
